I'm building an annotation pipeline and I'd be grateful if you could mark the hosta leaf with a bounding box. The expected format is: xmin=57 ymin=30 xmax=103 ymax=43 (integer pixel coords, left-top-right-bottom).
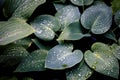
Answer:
xmin=114 ymin=10 xmax=120 ymax=27
xmin=31 ymin=15 xmax=60 ymax=41
xmin=81 ymin=2 xmax=112 ymax=34
xmin=45 ymin=44 xmax=83 ymax=70
xmin=111 ymin=44 xmax=120 ymax=60
xmin=3 ymin=0 xmax=46 ymax=19
xmin=15 ymin=49 xmax=48 ymax=72
xmin=84 ymin=42 xmax=119 ymax=79
xmin=13 ymin=38 xmax=32 ymax=49
xmin=57 ymin=22 xmax=91 ymax=41
xmin=0 ymin=44 xmax=29 ymax=67
xmin=0 ymin=18 xmax=35 ymax=45
xmin=104 ymin=31 xmax=117 ymax=42
xmin=111 ymin=0 xmax=120 ymax=14
xmin=55 ymin=5 xmax=80 ymax=30
xmin=70 ymin=0 xmax=94 ymax=6
xmin=53 ymin=3 xmax=67 ymax=11
xmin=66 ymin=61 xmax=93 ymax=80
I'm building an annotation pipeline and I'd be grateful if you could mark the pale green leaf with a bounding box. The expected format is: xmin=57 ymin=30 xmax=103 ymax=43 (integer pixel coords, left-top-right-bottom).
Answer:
xmin=53 ymin=3 xmax=67 ymax=11
xmin=66 ymin=61 xmax=93 ymax=80
xmin=70 ymin=0 xmax=94 ymax=6
xmin=45 ymin=44 xmax=83 ymax=70
xmin=0 ymin=44 xmax=29 ymax=67
xmin=57 ymin=22 xmax=91 ymax=41
xmin=0 ymin=18 xmax=35 ymax=45
xmin=81 ymin=2 xmax=112 ymax=34
xmin=3 ymin=0 xmax=46 ymax=19
xmin=55 ymin=5 xmax=80 ymax=30
xmin=31 ymin=15 xmax=60 ymax=41
xmin=84 ymin=42 xmax=119 ymax=79
xmin=15 ymin=49 xmax=48 ymax=72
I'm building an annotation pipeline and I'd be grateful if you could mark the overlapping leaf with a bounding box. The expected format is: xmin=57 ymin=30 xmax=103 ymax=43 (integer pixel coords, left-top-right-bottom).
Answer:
xmin=30 ymin=15 xmax=60 ymax=41
xmin=55 ymin=5 xmax=80 ymax=30
xmin=45 ymin=44 xmax=83 ymax=70
xmin=66 ymin=61 xmax=93 ymax=80
xmin=15 ymin=49 xmax=48 ymax=72
xmin=81 ymin=2 xmax=112 ymax=34
xmin=70 ymin=0 xmax=94 ymax=6
xmin=0 ymin=44 xmax=29 ymax=67
xmin=3 ymin=0 xmax=46 ymax=19
xmin=57 ymin=22 xmax=91 ymax=41
xmin=114 ymin=10 xmax=120 ymax=28
xmin=84 ymin=42 xmax=119 ymax=79
xmin=0 ymin=18 xmax=35 ymax=45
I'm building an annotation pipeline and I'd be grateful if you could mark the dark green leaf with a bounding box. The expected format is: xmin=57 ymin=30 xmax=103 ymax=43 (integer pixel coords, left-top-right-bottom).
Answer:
xmin=3 ymin=0 xmax=46 ymax=19
xmin=57 ymin=22 xmax=91 ymax=41
xmin=15 ymin=49 xmax=48 ymax=72
xmin=70 ymin=0 xmax=94 ymax=6
xmin=84 ymin=42 xmax=119 ymax=79
xmin=111 ymin=0 xmax=120 ymax=14
xmin=45 ymin=44 xmax=83 ymax=70
xmin=0 ymin=18 xmax=35 ymax=45
xmin=81 ymin=2 xmax=112 ymax=34
xmin=66 ymin=61 xmax=93 ymax=80
xmin=31 ymin=15 xmax=60 ymax=41
xmin=0 ymin=44 xmax=29 ymax=67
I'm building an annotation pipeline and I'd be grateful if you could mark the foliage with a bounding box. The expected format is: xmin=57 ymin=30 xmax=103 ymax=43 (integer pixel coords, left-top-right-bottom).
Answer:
xmin=0 ymin=0 xmax=120 ymax=80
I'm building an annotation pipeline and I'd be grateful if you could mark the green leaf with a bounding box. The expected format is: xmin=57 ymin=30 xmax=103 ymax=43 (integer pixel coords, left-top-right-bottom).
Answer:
xmin=111 ymin=0 xmax=120 ymax=14
xmin=15 ymin=49 xmax=48 ymax=72
xmin=53 ymin=0 xmax=66 ymax=3
xmin=13 ymin=37 xmax=32 ymax=49
xmin=0 ymin=18 xmax=35 ymax=45
xmin=66 ymin=61 xmax=93 ymax=80
xmin=119 ymin=38 xmax=120 ymax=45
xmin=57 ymin=22 xmax=91 ymax=41
xmin=45 ymin=44 xmax=83 ymax=70
xmin=30 ymin=15 xmax=60 ymax=41
xmin=84 ymin=42 xmax=119 ymax=79
xmin=81 ymin=2 xmax=112 ymax=34
xmin=53 ymin=3 xmax=67 ymax=11
xmin=55 ymin=5 xmax=81 ymax=30
xmin=114 ymin=10 xmax=120 ymax=27
xmin=3 ymin=0 xmax=46 ymax=19
xmin=111 ymin=44 xmax=120 ymax=60
xmin=0 ymin=44 xmax=29 ymax=67
xmin=104 ymin=31 xmax=117 ymax=42
xmin=70 ymin=0 xmax=94 ymax=6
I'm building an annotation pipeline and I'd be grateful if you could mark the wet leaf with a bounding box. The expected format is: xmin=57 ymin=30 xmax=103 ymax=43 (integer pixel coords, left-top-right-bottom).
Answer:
xmin=111 ymin=0 xmax=120 ymax=14
xmin=3 ymin=0 xmax=46 ymax=19
xmin=84 ymin=42 xmax=119 ymax=79
xmin=81 ymin=2 xmax=112 ymax=34
xmin=55 ymin=5 xmax=80 ymax=30
xmin=66 ymin=61 xmax=93 ymax=80
xmin=30 ymin=15 xmax=60 ymax=41
xmin=15 ymin=49 xmax=48 ymax=72
xmin=0 ymin=44 xmax=29 ymax=67
xmin=114 ymin=10 xmax=120 ymax=27
xmin=70 ymin=0 xmax=94 ymax=6
xmin=0 ymin=18 xmax=35 ymax=45
xmin=57 ymin=22 xmax=91 ymax=41
xmin=111 ymin=44 xmax=120 ymax=60
xmin=45 ymin=44 xmax=83 ymax=70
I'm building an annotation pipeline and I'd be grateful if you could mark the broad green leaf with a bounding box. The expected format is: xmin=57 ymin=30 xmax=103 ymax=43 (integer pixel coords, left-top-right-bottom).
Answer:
xmin=111 ymin=44 xmax=120 ymax=60
xmin=84 ymin=42 xmax=119 ymax=79
xmin=55 ymin=5 xmax=80 ymax=30
xmin=66 ymin=61 xmax=93 ymax=80
xmin=114 ymin=10 xmax=120 ymax=28
xmin=0 ymin=44 xmax=29 ymax=67
xmin=0 ymin=18 xmax=35 ymax=45
xmin=13 ymin=38 xmax=32 ymax=49
xmin=70 ymin=0 xmax=94 ymax=6
xmin=0 ymin=76 xmax=17 ymax=80
xmin=111 ymin=0 xmax=120 ymax=14
xmin=57 ymin=22 xmax=91 ymax=41
xmin=81 ymin=2 xmax=112 ymax=34
xmin=104 ymin=31 xmax=117 ymax=42
xmin=31 ymin=15 xmax=60 ymax=41
xmin=3 ymin=0 xmax=46 ymax=19
xmin=45 ymin=44 xmax=83 ymax=70
xmin=15 ymin=49 xmax=48 ymax=72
